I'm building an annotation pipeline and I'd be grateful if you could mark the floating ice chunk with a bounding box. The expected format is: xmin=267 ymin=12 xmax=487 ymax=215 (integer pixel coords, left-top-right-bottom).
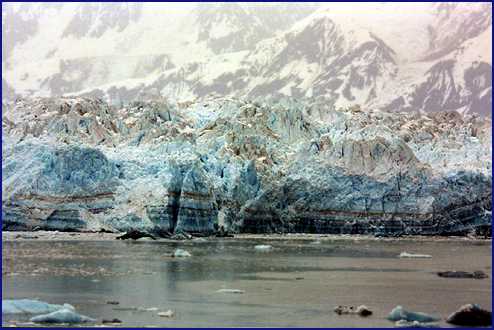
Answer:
xmin=2 ymin=299 xmax=74 ymax=315
xmin=399 ymin=252 xmax=432 ymax=259
xmin=30 ymin=308 xmax=95 ymax=324
xmin=158 ymin=310 xmax=175 ymax=317
xmin=138 ymin=237 xmax=155 ymax=241
xmin=388 ymin=306 xmax=440 ymax=323
xmin=254 ymin=245 xmax=273 ymax=251
xmin=138 ymin=307 xmax=159 ymax=312
xmin=395 ymin=320 xmax=439 ymax=328
xmin=172 ymin=249 xmax=191 ymax=257
xmin=216 ymin=289 xmax=245 ymax=294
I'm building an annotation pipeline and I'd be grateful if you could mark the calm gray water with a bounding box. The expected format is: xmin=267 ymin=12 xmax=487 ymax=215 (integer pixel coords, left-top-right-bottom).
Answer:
xmin=2 ymin=235 xmax=492 ymax=327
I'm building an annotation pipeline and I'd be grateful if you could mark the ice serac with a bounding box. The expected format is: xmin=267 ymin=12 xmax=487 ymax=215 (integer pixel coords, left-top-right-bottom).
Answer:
xmin=2 ymin=97 xmax=491 ymax=236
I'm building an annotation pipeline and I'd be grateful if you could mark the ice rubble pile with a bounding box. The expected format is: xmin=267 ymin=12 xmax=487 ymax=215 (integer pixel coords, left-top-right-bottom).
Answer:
xmin=2 ymin=97 xmax=491 ymax=235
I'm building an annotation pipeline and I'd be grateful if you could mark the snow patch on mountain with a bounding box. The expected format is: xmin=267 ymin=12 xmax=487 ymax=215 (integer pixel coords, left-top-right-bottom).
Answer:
xmin=2 ymin=3 xmax=491 ymax=117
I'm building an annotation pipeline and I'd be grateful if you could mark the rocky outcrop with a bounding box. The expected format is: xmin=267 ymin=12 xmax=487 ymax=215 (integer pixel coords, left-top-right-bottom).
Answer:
xmin=2 ymin=97 xmax=491 ymax=236
xmin=446 ymin=304 xmax=492 ymax=327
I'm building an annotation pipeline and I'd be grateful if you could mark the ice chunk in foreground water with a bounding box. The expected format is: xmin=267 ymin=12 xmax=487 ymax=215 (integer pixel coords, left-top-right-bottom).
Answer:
xmin=399 ymin=252 xmax=432 ymax=258
xmin=138 ymin=307 xmax=159 ymax=312
xmin=254 ymin=245 xmax=273 ymax=251
xmin=395 ymin=320 xmax=440 ymax=328
xmin=217 ymin=289 xmax=245 ymax=294
xmin=388 ymin=306 xmax=440 ymax=322
xmin=2 ymin=299 xmax=74 ymax=315
xmin=158 ymin=310 xmax=175 ymax=317
xmin=30 ymin=309 xmax=95 ymax=324
xmin=172 ymin=249 xmax=192 ymax=257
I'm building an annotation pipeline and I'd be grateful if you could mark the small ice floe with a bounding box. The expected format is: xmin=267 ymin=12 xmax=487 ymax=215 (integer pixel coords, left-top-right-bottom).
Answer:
xmin=399 ymin=252 xmax=432 ymax=259
xmin=334 ymin=305 xmax=372 ymax=317
xmin=446 ymin=304 xmax=492 ymax=326
xmin=138 ymin=237 xmax=154 ymax=241
xmin=387 ymin=306 xmax=439 ymax=323
xmin=2 ymin=299 xmax=74 ymax=315
xmin=254 ymin=244 xmax=273 ymax=251
xmin=30 ymin=309 xmax=95 ymax=324
xmin=310 ymin=240 xmax=322 ymax=245
xmin=158 ymin=310 xmax=175 ymax=317
xmin=394 ymin=320 xmax=439 ymax=328
xmin=216 ymin=289 xmax=245 ymax=294
xmin=138 ymin=307 xmax=159 ymax=312
xmin=172 ymin=249 xmax=191 ymax=257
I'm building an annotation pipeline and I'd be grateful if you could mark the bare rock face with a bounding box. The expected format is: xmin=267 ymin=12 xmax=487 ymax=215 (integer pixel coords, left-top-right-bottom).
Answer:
xmin=2 ymin=97 xmax=491 ymax=236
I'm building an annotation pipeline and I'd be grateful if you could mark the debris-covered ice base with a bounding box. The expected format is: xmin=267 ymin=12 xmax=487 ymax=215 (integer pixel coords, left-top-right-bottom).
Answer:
xmin=2 ymin=97 xmax=491 ymax=236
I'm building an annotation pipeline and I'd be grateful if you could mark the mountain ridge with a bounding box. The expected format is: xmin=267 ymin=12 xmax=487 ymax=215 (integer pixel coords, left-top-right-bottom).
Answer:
xmin=2 ymin=3 xmax=492 ymax=116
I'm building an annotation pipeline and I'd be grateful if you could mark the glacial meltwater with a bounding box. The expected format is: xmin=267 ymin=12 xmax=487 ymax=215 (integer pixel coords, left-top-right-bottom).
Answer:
xmin=2 ymin=233 xmax=491 ymax=328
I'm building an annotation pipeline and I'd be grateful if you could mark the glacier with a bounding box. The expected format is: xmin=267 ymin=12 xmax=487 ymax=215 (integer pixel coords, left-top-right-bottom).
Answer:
xmin=1 ymin=96 xmax=491 ymax=236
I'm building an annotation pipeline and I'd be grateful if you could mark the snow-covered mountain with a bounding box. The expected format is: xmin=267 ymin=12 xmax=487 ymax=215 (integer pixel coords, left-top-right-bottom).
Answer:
xmin=2 ymin=2 xmax=492 ymax=116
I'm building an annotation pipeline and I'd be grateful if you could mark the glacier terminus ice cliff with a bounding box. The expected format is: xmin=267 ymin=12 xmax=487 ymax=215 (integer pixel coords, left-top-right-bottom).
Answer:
xmin=2 ymin=97 xmax=491 ymax=236
xmin=2 ymin=2 xmax=492 ymax=237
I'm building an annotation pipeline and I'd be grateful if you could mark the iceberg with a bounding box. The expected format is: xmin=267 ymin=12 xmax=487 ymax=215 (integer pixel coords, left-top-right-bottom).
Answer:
xmin=172 ymin=248 xmax=192 ymax=257
xmin=254 ymin=244 xmax=273 ymax=251
xmin=2 ymin=299 xmax=74 ymax=315
xmin=388 ymin=306 xmax=440 ymax=323
xmin=399 ymin=252 xmax=432 ymax=259
xmin=30 ymin=308 xmax=95 ymax=324
xmin=217 ymin=289 xmax=245 ymax=294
